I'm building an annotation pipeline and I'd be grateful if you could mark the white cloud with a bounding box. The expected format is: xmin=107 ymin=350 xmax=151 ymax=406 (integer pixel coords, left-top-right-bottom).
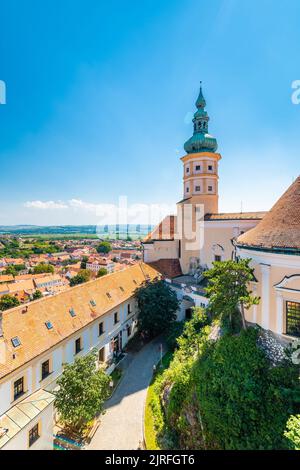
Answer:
xmin=22 ymin=197 xmax=176 ymax=225
xmin=24 ymin=200 xmax=68 ymax=210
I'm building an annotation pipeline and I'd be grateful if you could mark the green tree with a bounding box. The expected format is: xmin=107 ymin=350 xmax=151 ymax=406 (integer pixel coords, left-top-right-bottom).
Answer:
xmin=33 ymin=263 xmax=54 ymax=274
xmin=54 ymin=350 xmax=110 ymax=432
xmin=284 ymin=415 xmax=300 ymax=450
xmin=96 ymin=241 xmax=112 ymax=254
xmin=0 ymin=294 xmax=20 ymax=311
xmin=4 ymin=265 xmax=25 ymax=276
xmin=32 ymin=290 xmax=43 ymax=300
xmin=97 ymin=267 xmax=108 ymax=278
xmin=204 ymin=259 xmax=260 ymax=330
xmin=69 ymin=269 xmax=91 ymax=286
xmin=80 ymin=256 xmax=89 ymax=269
xmin=135 ymin=279 xmax=179 ymax=337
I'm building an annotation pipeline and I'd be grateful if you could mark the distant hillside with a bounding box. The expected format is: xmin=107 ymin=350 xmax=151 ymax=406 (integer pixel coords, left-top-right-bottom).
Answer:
xmin=0 ymin=224 xmax=153 ymax=237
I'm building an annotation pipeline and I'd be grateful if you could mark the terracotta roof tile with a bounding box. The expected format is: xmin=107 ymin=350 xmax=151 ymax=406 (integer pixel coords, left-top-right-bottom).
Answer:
xmin=147 ymin=259 xmax=182 ymax=279
xmin=0 ymin=263 xmax=160 ymax=380
xmin=237 ymin=176 xmax=300 ymax=251
xmin=205 ymin=212 xmax=266 ymax=221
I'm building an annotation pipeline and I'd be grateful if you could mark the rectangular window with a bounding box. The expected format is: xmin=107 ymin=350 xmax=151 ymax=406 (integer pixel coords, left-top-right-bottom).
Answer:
xmin=195 ymin=186 xmax=201 ymax=192
xmin=41 ymin=360 xmax=50 ymax=380
xmin=99 ymin=321 xmax=104 ymax=336
xmin=214 ymin=255 xmax=222 ymax=262
xmin=14 ymin=377 xmax=24 ymax=400
xmin=195 ymin=165 xmax=201 ymax=171
xmin=127 ymin=303 xmax=132 ymax=315
xmin=208 ymin=165 xmax=213 ymax=171
xmin=75 ymin=337 xmax=82 ymax=354
xmin=186 ymin=187 xmax=189 ymax=193
xmin=208 ymin=185 xmax=213 ymax=191
xmin=99 ymin=347 xmax=105 ymax=363
xmin=186 ymin=167 xmax=189 ymax=173
xmin=28 ymin=423 xmax=40 ymax=447
xmin=127 ymin=324 xmax=132 ymax=337
xmin=286 ymin=301 xmax=300 ymax=337
xmin=114 ymin=312 xmax=119 ymax=324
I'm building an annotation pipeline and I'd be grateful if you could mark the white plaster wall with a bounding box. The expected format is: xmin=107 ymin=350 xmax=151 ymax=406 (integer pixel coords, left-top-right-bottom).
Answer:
xmin=2 ymin=403 xmax=54 ymax=450
xmin=0 ymin=380 xmax=11 ymax=415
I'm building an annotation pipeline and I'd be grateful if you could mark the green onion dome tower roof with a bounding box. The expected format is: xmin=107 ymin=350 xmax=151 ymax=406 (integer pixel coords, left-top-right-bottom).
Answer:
xmin=184 ymin=83 xmax=218 ymax=154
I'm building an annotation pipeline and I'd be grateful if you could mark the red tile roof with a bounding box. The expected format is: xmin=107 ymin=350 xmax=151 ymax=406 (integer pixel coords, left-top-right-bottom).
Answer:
xmin=237 ymin=176 xmax=300 ymax=251
xmin=205 ymin=212 xmax=266 ymax=221
xmin=147 ymin=258 xmax=182 ymax=279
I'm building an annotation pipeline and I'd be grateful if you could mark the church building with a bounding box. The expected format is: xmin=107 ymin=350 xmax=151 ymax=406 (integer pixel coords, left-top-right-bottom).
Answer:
xmin=142 ymin=85 xmax=300 ymax=340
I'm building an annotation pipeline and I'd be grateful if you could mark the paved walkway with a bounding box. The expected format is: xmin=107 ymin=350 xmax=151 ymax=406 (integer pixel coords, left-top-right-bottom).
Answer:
xmin=87 ymin=337 xmax=166 ymax=450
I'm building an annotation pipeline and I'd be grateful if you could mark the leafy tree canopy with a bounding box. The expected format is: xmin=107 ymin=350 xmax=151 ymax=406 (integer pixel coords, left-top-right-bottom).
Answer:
xmin=80 ymin=255 xmax=89 ymax=269
xmin=204 ymin=259 xmax=260 ymax=330
xmin=69 ymin=269 xmax=91 ymax=286
xmin=97 ymin=267 xmax=108 ymax=278
xmin=32 ymin=290 xmax=43 ymax=300
xmin=0 ymin=294 xmax=20 ymax=311
xmin=96 ymin=241 xmax=112 ymax=254
xmin=135 ymin=279 xmax=179 ymax=337
xmin=33 ymin=263 xmax=54 ymax=274
xmin=55 ymin=350 xmax=110 ymax=432
xmin=284 ymin=414 xmax=300 ymax=450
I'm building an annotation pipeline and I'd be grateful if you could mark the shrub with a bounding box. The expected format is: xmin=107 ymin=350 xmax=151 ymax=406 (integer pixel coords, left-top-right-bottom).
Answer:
xmin=165 ymin=322 xmax=184 ymax=351
xmin=192 ymin=328 xmax=299 ymax=449
xmin=284 ymin=415 xmax=300 ymax=450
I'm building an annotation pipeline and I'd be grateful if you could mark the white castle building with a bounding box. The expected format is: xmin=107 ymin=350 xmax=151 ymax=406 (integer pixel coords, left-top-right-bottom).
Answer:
xmin=143 ymin=85 xmax=300 ymax=340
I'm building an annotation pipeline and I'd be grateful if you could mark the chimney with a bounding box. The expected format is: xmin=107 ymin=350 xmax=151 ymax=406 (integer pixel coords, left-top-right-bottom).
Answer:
xmin=0 ymin=310 xmax=3 ymax=337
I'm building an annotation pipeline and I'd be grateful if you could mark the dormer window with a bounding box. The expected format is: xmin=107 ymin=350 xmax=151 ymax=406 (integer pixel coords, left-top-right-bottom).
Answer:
xmin=90 ymin=299 xmax=96 ymax=307
xmin=11 ymin=337 xmax=21 ymax=348
xmin=45 ymin=321 xmax=53 ymax=330
xmin=69 ymin=308 xmax=76 ymax=317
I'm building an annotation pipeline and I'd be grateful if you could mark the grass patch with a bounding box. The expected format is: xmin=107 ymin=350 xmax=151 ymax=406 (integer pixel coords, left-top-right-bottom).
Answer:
xmin=144 ymin=350 xmax=173 ymax=450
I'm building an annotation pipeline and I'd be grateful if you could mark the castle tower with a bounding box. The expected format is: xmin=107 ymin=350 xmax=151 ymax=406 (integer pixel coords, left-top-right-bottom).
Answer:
xmin=181 ymin=83 xmax=221 ymax=214
xmin=178 ymin=84 xmax=222 ymax=273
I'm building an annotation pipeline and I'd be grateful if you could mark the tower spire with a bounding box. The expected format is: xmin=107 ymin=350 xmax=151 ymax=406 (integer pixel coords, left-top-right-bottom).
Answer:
xmin=195 ymin=81 xmax=206 ymax=109
xmin=184 ymin=83 xmax=218 ymax=154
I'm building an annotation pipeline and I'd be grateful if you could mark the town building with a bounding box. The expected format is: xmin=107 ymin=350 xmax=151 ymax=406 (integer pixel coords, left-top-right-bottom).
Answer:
xmin=86 ymin=257 xmax=115 ymax=274
xmin=0 ymin=263 xmax=159 ymax=450
xmin=235 ymin=177 xmax=300 ymax=338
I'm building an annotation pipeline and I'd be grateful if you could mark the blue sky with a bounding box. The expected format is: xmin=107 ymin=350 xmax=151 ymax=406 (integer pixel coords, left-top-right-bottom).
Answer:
xmin=0 ymin=0 xmax=300 ymax=225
